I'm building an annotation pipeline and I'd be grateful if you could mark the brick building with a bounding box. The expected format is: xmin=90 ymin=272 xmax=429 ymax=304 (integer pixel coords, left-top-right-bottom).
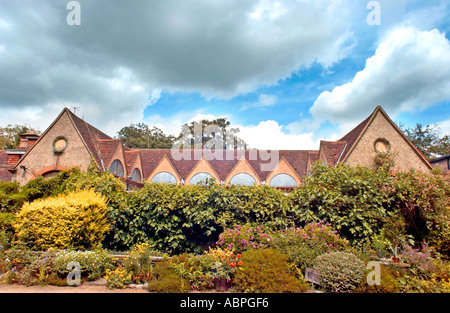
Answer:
xmin=430 ymin=154 xmax=450 ymax=172
xmin=0 ymin=106 xmax=433 ymax=187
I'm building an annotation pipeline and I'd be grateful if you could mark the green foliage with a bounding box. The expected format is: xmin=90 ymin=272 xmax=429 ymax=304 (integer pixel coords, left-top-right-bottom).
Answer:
xmin=60 ymin=167 xmax=129 ymax=250
xmin=14 ymin=189 xmax=111 ymax=250
xmin=122 ymin=242 xmax=165 ymax=284
xmin=116 ymin=123 xmax=175 ymax=149
xmin=105 ymin=267 xmax=133 ymax=289
xmin=52 ymin=249 xmax=115 ymax=281
xmin=355 ymin=263 xmax=400 ymax=293
xmin=147 ymin=257 xmax=190 ymax=293
xmin=118 ymin=183 xmax=291 ymax=254
xmin=392 ymin=170 xmax=450 ymax=248
xmin=234 ymin=248 xmax=309 ymax=293
xmin=291 ymin=162 xmax=393 ymax=243
xmin=0 ymin=125 xmax=38 ymax=149
xmin=313 ymin=252 xmax=365 ymax=293
xmin=0 ymin=171 xmax=72 ymax=214
xmin=399 ymin=123 xmax=450 ymax=158
xmin=0 ymin=212 xmax=15 ymax=250
xmin=3 ymin=160 xmax=448 ymax=258
xmin=272 ymin=221 xmax=349 ymax=271
xmin=2 ymin=248 xmax=114 ymax=286
xmin=174 ymin=118 xmax=247 ymax=150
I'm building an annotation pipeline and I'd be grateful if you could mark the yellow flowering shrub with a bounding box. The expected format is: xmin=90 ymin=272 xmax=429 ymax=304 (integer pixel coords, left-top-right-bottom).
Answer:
xmin=105 ymin=267 xmax=132 ymax=289
xmin=14 ymin=189 xmax=110 ymax=250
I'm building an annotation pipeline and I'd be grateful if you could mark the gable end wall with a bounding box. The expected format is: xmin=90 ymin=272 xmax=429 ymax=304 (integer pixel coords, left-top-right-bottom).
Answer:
xmin=344 ymin=112 xmax=430 ymax=172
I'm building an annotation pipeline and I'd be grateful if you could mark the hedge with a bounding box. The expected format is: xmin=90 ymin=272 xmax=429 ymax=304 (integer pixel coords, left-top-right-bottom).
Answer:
xmin=14 ymin=189 xmax=110 ymax=250
xmin=4 ymin=162 xmax=449 ymax=255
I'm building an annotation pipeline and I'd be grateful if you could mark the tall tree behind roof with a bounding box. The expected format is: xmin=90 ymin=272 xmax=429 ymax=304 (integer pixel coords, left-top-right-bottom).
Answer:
xmin=116 ymin=123 xmax=175 ymax=149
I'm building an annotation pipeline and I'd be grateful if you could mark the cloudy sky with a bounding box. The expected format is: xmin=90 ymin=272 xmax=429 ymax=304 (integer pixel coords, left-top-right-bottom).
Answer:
xmin=0 ymin=0 xmax=449 ymax=149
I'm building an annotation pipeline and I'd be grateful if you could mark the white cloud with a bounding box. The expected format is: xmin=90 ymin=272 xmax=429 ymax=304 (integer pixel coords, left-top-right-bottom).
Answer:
xmin=144 ymin=110 xmax=323 ymax=150
xmin=310 ymin=27 xmax=450 ymax=127
xmin=237 ymin=120 xmax=318 ymax=150
xmin=435 ymin=119 xmax=450 ymax=137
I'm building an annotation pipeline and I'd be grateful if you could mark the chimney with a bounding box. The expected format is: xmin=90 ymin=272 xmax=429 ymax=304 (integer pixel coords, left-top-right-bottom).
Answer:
xmin=18 ymin=132 xmax=40 ymax=150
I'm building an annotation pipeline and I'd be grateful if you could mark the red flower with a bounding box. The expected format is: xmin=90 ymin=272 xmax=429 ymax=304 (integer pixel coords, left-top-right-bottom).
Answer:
xmin=237 ymin=261 xmax=243 ymax=266
xmin=230 ymin=263 xmax=236 ymax=268
xmin=237 ymin=254 xmax=241 ymax=258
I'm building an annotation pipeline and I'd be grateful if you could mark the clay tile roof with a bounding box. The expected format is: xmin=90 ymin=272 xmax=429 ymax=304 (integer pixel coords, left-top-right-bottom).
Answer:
xmin=308 ymin=151 xmax=319 ymax=163
xmin=338 ymin=114 xmax=372 ymax=161
xmin=274 ymin=150 xmax=311 ymax=178
xmin=138 ymin=149 xmax=314 ymax=182
xmin=0 ymin=151 xmax=7 ymax=166
xmin=0 ymin=151 xmax=12 ymax=182
xmin=97 ymin=139 xmax=122 ymax=169
xmin=65 ymin=109 xmax=112 ymax=169
xmin=320 ymin=141 xmax=347 ymax=166
xmin=138 ymin=149 xmax=176 ymax=180
xmin=124 ymin=150 xmax=140 ymax=174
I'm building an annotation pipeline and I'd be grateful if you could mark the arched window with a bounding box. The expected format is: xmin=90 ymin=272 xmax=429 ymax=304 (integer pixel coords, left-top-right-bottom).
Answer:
xmin=269 ymin=173 xmax=297 ymax=188
xmin=152 ymin=172 xmax=177 ymax=184
xmin=109 ymin=159 xmax=124 ymax=177
xmin=229 ymin=173 xmax=256 ymax=186
xmin=189 ymin=172 xmax=214 ymax=185
xmin=130 ymin=168 xmax=142 ymax=182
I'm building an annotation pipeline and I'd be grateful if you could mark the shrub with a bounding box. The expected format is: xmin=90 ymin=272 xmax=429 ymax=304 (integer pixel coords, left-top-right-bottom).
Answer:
xmin=52 ymin=249 xmax=115 ymax=281
xmin=147 ymin=257 xmax=190 ymax=293
xmin=291 ymin=162 xmax=393 ymax=243
xmin=2 ymin=248 xmax=43 ymax=286
xmin=401 ymin=245 xmax=436 ymax=277
xmin=216 ymin=224 xmax=273 ymax=253
xmin=272 ymin=221 xmax=348 ymax=271
xmin=122 ymin=242 xmax=164 ymax=284
xmin=313 ymin=252 xmax=365 ymax=293
xmin=0 ymin=212 xmax=15 ymax=250
xmin=354 ymin=263 xmax=400 ymax=293
xmin=234 ymin=249 xmax=309 ymax=293
xmin=14 ymin=189 xmax=111 ymax=250
xmin=392 ymin=170 xmax=450 ymax=248
xmin=105 ymin=267 xmax=133 ymax=289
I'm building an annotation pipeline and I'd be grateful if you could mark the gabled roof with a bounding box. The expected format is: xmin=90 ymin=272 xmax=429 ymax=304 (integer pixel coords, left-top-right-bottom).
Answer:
xmin=65 ymin=108 xmax=112 ymax=169
xmin=124 ymin=149 xmax=142 ymax=174
xmin=338 ymin=114 xmax=372 ymax=162
xmin=137 ymin=149 xmax=315 ymax=182
xmin=319 ymin=141 xmax=347 ymax=166
xmin=339 ymin=106 xmax=432 ymax=170
xmin=12 ymin=108 xmax=113 ymax=171
xmin=97 ymin=139 xmax=123 ymax=170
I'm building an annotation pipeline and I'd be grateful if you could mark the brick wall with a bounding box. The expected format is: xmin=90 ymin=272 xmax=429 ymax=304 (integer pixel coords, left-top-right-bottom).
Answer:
xmin=13 ymin=111 xmax=93 ymax=185
xmin=345 ymin=111 xmax=431 ymax=172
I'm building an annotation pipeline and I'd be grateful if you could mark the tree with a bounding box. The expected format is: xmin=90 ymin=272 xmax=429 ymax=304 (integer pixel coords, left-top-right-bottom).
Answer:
xmin=116 ymin=123 xmax=175 ymax=149
xmin=174 ymin=118 xmax=248 ymax=150
xmin=399 ymin=123 xmax=450 ymax=159
xmin=0 ymin=125 xmax=38 ymax=150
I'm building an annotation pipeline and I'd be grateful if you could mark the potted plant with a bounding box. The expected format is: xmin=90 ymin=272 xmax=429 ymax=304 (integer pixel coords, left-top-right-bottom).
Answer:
xmin=211 ymin=253 xmax=242 ymax=292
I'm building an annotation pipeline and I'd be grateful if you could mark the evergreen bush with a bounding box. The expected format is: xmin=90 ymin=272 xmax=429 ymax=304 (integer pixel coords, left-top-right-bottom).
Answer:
xmin=313 ymin=252 xmax=365 ymax=293
xmin=234 ymin=248 xmax=309 ymax=293
xmin=14 ymin=189 xmax=111 ymax=250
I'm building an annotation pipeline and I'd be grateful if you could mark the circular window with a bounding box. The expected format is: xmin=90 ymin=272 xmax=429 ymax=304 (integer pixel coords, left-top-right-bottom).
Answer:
xmin=373 ymin=138 xmax=391 ymax=153
xmin=52 ymin=136 xmax=68 ymax=153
